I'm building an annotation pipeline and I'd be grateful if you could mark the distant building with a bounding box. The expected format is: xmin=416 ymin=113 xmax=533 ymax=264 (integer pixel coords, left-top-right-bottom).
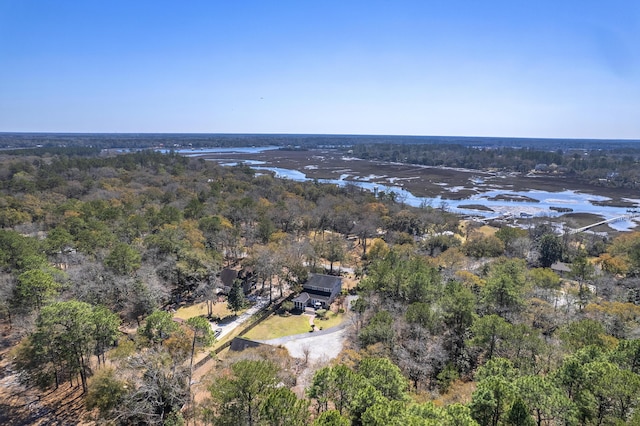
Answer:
xmin=220 ymin=267 xmax=256 ymax=294
xmin=293 ymin=274 xmax=343 ymax=310
xmin=551 ymin=261 xmax=602 ymax=278
xmin=551 ymin=262 xmax=571 ymax=277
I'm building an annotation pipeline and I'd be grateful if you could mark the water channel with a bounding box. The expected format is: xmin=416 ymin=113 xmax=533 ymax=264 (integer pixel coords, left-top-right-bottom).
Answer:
xmin=168 ymin=147 xmax=639 ymax=231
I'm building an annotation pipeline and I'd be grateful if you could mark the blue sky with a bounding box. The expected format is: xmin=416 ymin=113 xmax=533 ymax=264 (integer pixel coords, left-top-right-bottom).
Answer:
xmin=1 ymin=0 xmax=639 ymax=139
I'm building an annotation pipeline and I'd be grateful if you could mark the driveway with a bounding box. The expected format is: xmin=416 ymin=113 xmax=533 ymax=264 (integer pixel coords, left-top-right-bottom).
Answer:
xmin=259 ymin=295 xmax=357 ymax=362
xmin=279 ymin=326 xmax=350 ymax=362
xmin=212 ymin=297 xmax=269 ymax=339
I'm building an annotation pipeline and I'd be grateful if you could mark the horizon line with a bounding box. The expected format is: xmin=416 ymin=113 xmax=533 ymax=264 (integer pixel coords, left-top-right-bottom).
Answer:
xmin=1 ymin=131 xmax=639 ymax=143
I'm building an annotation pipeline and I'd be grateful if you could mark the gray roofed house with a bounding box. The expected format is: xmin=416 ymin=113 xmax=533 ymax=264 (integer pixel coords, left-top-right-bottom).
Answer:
xmin=293 ymin=274 xmax=342 ymax=310
xmin=551 ymin=262 xmax=571 ymax=277
xmin=550 ymin=261 xmax=602 ymax=278
xmin=292 ymin=292 xmax=310 ymax=310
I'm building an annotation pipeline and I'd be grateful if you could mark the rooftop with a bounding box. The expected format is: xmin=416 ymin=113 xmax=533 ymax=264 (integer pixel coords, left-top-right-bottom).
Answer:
xmin=305 ymin=274 xmax=342 ymax=291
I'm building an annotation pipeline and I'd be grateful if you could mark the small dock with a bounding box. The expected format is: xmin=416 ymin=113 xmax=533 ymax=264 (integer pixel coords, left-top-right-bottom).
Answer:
xmin=565 ymin=213 xmax=639 ymax=235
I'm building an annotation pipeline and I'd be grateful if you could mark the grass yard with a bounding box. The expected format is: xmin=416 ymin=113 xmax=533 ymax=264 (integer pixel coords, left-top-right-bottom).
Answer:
xmin=244 ymin=310 xmax=348 ymax=340
xmin=314 ymin=311 xmax=345 ymax=330
xmin=243 ymin=313 xmax=312 ymax=340
xmin=173 ymin=301 xmax=243 ymax=321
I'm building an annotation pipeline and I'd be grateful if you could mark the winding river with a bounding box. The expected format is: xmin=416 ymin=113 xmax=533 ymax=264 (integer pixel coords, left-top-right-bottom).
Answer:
xmin=168 ymin=147 xmax=639 ymax=232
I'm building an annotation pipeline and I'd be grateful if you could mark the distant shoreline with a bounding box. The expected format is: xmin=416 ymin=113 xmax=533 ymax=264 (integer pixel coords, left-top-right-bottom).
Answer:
xmin=1 ymin=132 xmax=639 ymax=151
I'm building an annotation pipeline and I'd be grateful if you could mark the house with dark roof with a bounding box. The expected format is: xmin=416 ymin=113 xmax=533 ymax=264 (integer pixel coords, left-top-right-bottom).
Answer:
xmin=219 ymin=267 xmax=256 ymax=294
xmin=293 ymin=274 xmax=343 ymax=310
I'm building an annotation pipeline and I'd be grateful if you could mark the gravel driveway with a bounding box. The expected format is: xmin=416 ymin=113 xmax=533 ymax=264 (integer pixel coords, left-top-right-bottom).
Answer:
xmin=262 ymin=324 xmax=351 ymax=362
xmin=260 ymin=296 xmax=357 ymax=362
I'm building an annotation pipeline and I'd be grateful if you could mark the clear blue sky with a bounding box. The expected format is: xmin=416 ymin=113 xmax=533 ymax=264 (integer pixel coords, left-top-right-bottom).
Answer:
xmin=1 ymin=0 xmax=639 ymax=139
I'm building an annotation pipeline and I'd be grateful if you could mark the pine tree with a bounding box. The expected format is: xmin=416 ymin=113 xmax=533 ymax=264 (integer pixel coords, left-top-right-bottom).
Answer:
xmin=227 ymin=280 xmax=247 ymax=315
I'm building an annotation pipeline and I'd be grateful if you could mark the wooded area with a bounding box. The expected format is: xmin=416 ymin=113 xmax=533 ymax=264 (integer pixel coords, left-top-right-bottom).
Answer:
xmin=1 ymin=145 xmax=640 ymax=425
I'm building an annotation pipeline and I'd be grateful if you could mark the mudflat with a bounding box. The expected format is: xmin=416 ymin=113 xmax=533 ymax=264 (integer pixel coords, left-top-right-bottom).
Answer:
xmin=197 ymin=148 xmax=639 ymax=204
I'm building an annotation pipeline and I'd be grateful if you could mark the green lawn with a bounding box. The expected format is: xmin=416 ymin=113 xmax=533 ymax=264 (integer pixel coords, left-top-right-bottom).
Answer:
xmin=243 ymin=313 xmax=312 ymax=340
xmin=244 ymin=310 xmax=347 ymax=340
xmin=174 ymin=303 xmax=347 ymax=342
xmin=314 ymin=311 xmax=345 ymax=330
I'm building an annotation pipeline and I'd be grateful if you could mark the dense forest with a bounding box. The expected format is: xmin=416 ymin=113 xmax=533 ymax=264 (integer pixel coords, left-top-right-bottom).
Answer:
xmin=2 ymin=146 xmax=640 ymax=425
